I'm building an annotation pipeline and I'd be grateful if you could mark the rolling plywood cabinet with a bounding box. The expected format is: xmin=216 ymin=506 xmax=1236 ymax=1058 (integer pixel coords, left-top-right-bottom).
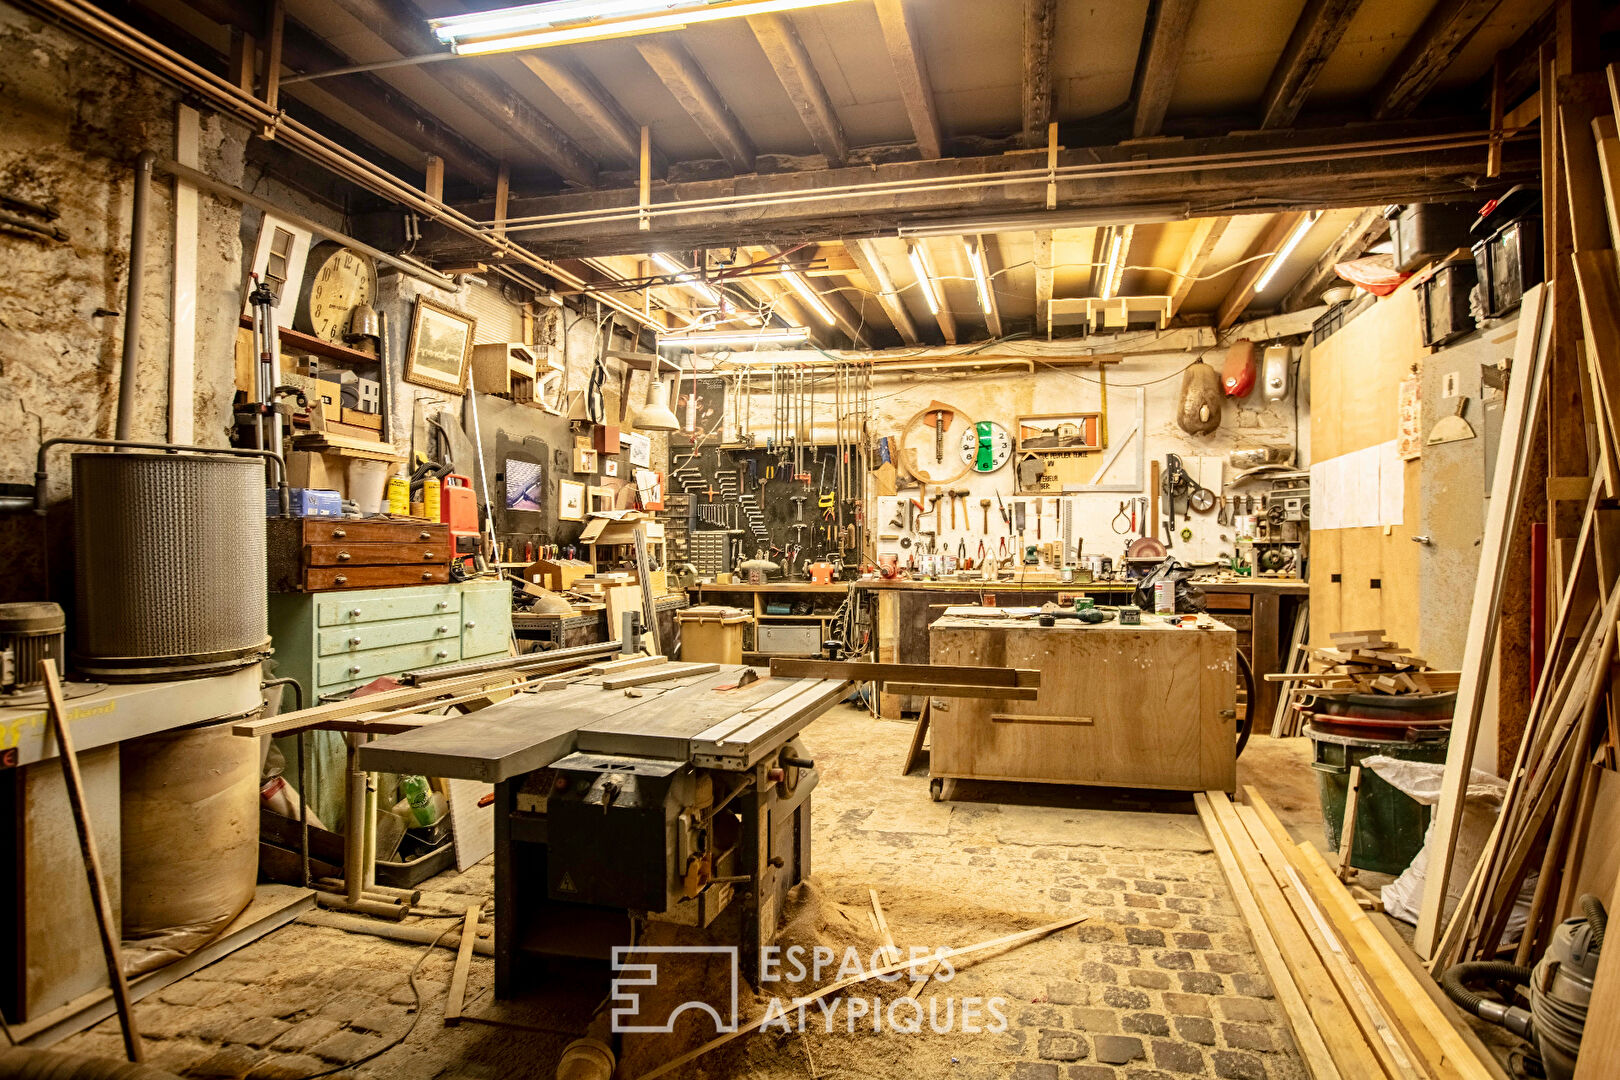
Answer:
xmin=928 ymin=614 xmax=1237 ymax=794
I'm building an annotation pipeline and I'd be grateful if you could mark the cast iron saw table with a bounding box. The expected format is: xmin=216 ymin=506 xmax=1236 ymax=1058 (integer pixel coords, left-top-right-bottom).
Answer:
xmin=359 ymin=665 xmax=849 ymax=996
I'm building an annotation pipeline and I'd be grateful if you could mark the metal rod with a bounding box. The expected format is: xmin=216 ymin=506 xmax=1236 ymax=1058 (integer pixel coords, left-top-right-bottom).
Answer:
xmin=116 ymin=151 xmax=153 ymax=444
xmin=31 ymin=438 xmax=287 ymax=515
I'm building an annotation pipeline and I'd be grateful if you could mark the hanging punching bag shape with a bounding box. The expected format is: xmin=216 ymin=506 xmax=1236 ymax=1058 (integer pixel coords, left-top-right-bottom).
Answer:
xmin=1222 ymin=339 xmax=1258 ymax=397
xmin=1177 ymin=359 xmax=1224 ymax=435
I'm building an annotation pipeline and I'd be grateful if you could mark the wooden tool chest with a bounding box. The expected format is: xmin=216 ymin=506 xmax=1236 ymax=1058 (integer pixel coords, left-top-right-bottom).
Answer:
xmin=268 ymin=517 xmax=451 ymax=592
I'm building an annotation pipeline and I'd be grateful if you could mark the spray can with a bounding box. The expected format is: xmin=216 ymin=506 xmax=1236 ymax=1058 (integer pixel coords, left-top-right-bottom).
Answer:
xmin=423 ymin=476 xmax=442 ymax=522
xmin=386 ymin=473 xmax=409 ymax=516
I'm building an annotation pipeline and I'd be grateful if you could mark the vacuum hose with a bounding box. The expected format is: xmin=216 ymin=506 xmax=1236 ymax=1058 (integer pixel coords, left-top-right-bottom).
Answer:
xmin=1440 ymin=961 xmax=1534 ymax=1039
xmin=1581 ymin=893 xmax=1606 ymax=951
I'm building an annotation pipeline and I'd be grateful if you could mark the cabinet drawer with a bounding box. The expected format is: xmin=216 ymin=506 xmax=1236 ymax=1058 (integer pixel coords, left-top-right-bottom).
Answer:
xmin=460 ymin=581 xmax=512 ymax=658
xmin=317 ymin=638 xmax=460 ymax=687
xmin=305 ymin=542 xmax=447 ymax=567
xmin=317 ymin=615 xmax=459 ymax=656
xmin=306 ymin=566 xmax=449 ymax=591
xmin=302 ymin=520 xmax=448 ymax=545
xmin=317 ymin=586 xmax=460 ymax=626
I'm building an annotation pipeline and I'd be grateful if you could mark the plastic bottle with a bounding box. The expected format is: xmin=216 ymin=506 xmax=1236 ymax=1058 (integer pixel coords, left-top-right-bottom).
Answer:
xmin=423 ymin=476 xmax=441 ymax=522
xmin=398 ymin=774 xmax=437 ymax=827
xmin=386 ymin=473 xmax=409 ymax=516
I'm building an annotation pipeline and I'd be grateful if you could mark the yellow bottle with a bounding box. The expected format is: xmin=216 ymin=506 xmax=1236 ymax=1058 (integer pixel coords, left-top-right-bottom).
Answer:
xmin=423 ymin=477 xmax=441 ymax=522
xmin=386 ymin=473 xmax=409 ymax=516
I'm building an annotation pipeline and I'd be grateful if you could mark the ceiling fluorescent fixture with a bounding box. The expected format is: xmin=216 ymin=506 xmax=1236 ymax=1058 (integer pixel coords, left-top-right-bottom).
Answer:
xmin=1099 ymin=224 xmax=1133 ymax=301
xmin=660 ymin=327 xmax=810 ymax=350
xmin=1254 ymin=211 xmax=1321 ymax=292
xmin=651 ymin=252 xmax=720 ymax=304
xmin=781 ymin=268 xmax=836 ymax=326
xmin=907 ymin=245 xmax=940 ymax=315
xmin=896 ymin=204 xmax=1189 ymax=240
xmin=434 ymin=0 xmax=859 ymax=55
xmin=964 ymin=238 xmax=992 ymax=315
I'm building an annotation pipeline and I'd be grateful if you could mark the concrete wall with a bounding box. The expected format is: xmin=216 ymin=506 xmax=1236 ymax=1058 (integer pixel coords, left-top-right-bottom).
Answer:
xmin=706 ymin=348 xmax=1304 ymax=567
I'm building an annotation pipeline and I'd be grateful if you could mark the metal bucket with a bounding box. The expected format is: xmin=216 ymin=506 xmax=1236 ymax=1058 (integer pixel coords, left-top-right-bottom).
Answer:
xmin=72 ymin=452 xmax=269 ymax=680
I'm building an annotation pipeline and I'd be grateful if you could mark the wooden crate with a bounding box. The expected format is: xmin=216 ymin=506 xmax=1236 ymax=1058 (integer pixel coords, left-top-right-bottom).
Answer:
xmin=928 ymin=615 xmax=1237 ymax=792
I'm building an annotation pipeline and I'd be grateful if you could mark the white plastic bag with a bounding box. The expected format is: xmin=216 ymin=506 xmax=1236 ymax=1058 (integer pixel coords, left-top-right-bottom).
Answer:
xmin=1364 ymin=755 xmax=1535 ymax=941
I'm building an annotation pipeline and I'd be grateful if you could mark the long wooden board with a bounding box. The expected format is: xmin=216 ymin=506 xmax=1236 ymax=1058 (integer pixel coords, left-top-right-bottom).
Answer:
xmin=768 ymin=658 xmax=1040 ymax=688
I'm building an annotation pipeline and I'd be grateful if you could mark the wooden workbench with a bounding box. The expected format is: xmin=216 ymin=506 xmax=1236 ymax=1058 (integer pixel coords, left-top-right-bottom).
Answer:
xmin=928 ymin=612 xmax=1238 ymax=795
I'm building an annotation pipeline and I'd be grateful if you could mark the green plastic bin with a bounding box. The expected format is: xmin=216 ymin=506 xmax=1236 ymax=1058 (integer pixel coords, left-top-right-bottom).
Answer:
xmin=1306 ymin=722 xmax=1450 ymax=876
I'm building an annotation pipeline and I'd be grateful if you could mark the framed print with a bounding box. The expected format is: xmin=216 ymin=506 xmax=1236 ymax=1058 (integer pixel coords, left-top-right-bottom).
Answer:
xmin=404 ymin=298 xmax=475 ymax=394
xmin=1015 ymin=412 xmax=1104 ymax=454
xmin=558 ymin=479 xmax=585 ymax=522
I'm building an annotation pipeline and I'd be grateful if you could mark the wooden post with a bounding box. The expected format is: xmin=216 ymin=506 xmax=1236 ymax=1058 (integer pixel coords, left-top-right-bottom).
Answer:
xmin=263 ymin=0 xmax=285 ymax=113
xmin=425 ymin=156 xmax=445 ymax=204
xmin=1337 ymin=765 xmax=1361 ymax=880
xmin=493 ymin=162 xmax=510 ymax=242
xmin=41 ymin=659 xmax=144 ymax=1062
xmin=639 ymin=125 xmax=652 ymax=232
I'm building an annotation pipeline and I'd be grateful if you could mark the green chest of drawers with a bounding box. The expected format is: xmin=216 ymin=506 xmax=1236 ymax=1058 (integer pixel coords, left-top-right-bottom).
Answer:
xmin=269 ymin=579 xmax=512 ymax=830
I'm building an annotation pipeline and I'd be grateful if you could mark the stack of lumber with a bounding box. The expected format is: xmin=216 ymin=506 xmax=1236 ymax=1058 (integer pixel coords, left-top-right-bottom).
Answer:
xmin=1266 ymin=629 xmax=1459 ymax=737
xmin=1195 ymin=788 xmax=1507 ymax=1080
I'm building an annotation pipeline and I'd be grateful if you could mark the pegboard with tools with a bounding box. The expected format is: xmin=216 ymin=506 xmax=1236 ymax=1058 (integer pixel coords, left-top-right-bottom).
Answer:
xmin=669 ymin=443 xmax=860 ymax=578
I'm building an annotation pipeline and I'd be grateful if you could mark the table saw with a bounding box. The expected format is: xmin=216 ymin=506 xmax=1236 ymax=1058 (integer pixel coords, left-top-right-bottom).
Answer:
xmin=358 ymin=665 xmax=849 ymax=996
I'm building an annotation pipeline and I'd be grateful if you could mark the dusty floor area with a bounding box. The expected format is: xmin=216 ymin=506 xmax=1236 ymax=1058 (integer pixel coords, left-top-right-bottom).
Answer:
xmin=60 ymin=707 xmax=1332 ymax=1080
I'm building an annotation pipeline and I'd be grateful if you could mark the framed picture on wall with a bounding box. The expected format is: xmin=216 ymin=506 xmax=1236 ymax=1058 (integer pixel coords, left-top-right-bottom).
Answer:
xmin=1015 ymin=412 xmax=1104 ymax=454
xmin=558 ymin=479 xmax=585 ymax=522
xmin=404 ymin=298 xmax=476 ymax=394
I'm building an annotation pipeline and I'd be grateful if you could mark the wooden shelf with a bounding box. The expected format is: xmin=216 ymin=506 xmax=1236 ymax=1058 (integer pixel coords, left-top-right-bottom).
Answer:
xmin=241 ymin=315 xmax=380 ymax=366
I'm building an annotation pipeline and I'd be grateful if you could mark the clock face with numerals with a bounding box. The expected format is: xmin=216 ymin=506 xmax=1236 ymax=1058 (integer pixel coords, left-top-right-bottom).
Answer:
xmin=297 ymin=242 xmax=377 ymax=344
xmin=960 ymin=420 xmax=1011 ymax=472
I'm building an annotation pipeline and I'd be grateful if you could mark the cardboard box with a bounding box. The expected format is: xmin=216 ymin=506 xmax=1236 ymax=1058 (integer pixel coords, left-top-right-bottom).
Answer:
xmin=341 ymin=407 xmax=382 ymax=431
xmin=592 ymin=425 xmax=620 ymax=453
xmin=286 ymin=450 xmax=345 ymax=493
xmin=526 ymin=557 xmax=591 ymax=593
xmin=269 ymin=488 xmax=342 ymax=517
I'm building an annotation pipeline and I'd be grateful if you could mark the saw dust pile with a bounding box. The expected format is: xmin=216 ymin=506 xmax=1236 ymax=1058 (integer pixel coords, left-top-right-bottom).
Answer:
xmin=615 ymin=879 xmax=1084 ymax=1080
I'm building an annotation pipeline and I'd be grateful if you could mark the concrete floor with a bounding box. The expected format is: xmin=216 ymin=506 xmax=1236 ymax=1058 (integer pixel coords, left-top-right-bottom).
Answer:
xmin=59 ymin=706 xmax=1328 ymax=1080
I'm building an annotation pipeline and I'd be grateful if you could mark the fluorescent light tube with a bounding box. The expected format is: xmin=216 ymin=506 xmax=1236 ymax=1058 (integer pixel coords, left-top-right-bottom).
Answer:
xmin=781 ymin=269 xmax=836 ymax=326
xmin=440 ymin=0 xmax=858 ymax=55
xmin=908 ymin=246 xmax=940 ymax=315
xmin=1099 ymin=231 xmax=1123 ymax=301
xmin=431 ymin=1 xmax=678 ymax=42
xmin=660 ymin=327 xmax=810 ymax=349
xmin=651 ymin=252 xmax=720 ymax=304
xmin=965 ymin=239 xmax=992 ymax=314
xmin=1254 ymin=211 xmax=1321 ymax=292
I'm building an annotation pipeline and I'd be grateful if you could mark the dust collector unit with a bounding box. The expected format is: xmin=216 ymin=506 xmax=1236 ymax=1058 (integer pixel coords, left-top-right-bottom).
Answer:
xmin=0 ymin=601 xmax=65 ymax=694
xmin=72 ymin=452 xmax=270 ymax=681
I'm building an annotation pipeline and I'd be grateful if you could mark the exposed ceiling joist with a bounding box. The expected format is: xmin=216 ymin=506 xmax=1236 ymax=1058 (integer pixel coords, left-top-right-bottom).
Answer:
xmin=1216 ymin=211 xmax=1307 ymax=329
xmin=1132 ymin=0 xmax=1200 ymax=139
xmin=846 ymin=239 xmax=921 ymax=345
xmin=1022 ymin=0 xmax=1058 ymax=148
xmin=326 ymin=0 xmax=599 ymax=187
xmin=1033 ymin=230 xmax=1054 ymax=340
xmin=973 ymin=237 xmax=1004 ymax=338
xmin=1168 ymin=216 xmax=1229 ymax=317
xmin=1259 ymin=0 xmax=1367 ymax=129
xmin=634 ymin=37 xmax=756 ymax=174
xmin=408 ymin=123 xmax=1533 ymax=259
xmin=1281 ymin=206 xmax=1390 ymax=311
xmin=1374 ymin=0 xmax=1506 ymax=119
xmin=872 ymin=0 xmax=942 ymax=159
xmin=151 ymin=0 xmax=499 ymax=186
xmin=515 ymin=53 xmax=661 ymax=173
xmin=747 ymin=13 xmax=849 ymax=166
xmin=759 ymin=247 xmax=870 ymax=348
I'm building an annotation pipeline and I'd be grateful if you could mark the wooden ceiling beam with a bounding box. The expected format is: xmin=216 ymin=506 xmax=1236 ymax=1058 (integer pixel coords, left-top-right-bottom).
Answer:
xmin=1259 ymin=0 xmax=1367 ymax=128
xmin=515 ymin=53 xmax=662 ymax=173
xmin=1033 ymin=230 xmax=1054 ymax=340
xmin=872 ymin=0 xmax=942 ymax=159
xmin=325 ymin=0 xmax=597 ymax=187
xmin=1132 ymin=0 xmax=1200 ymax=138
xmin=747 ymin=13 xmax=849 ymax=166
xmin=1022 ymin=0 xmax=1058 ymax=148
xmin=1374 ymin=0 xmax=1507 ymax=119
xmin=757 ymin=247 xmax=870 ymax=348
xmin=846 ymin=239 xmax=921 ymax=345
xmin=634 ymin=37 xmax=757 ymax=174
xmin=1215 ymin=212 xmax=1307 ymax=329
xmin=1167 ymin=216 xmax=1229 ymax=317
xmin=1280 ymin=206 xmax=1389 ymax=311
xmin=973 ymin=236 xmax=1004 ymax=339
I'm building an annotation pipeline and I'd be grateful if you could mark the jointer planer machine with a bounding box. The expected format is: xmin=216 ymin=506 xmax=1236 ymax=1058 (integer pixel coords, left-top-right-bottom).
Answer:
xmin=359 ymin=666 xmax=850 ymax=996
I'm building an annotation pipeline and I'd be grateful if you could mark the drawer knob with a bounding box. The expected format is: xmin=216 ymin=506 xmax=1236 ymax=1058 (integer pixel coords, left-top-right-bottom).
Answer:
xmin=348 ymin=608 xmax=362 ymax=617
xmin=333 ymin=528 xmax=347 ymax=539
xmin=335 ymin=575 xmax=348 ymax=585
xmin=465 ymin=621 xmax=476 ymax=629
xmin=348 ymin=665 xmax=361 ymax=674
xmin=436 ymin=625 xmax=449 ymax=634
xmin=349 ymin=636 xmax=362 ymax=646
xmin=436 ymin=601 xmax=449 ymax=609
xmin=423 ymin=551 xmax=435 ymax=560
xmin=435 ymin=650 xmax=448 ymax=659
xmin=337 ymin=551 xmax=351 ymax=561
xmin=419 ymin=531 xmax=431 ymax=540
xmin=421 ymin=571 xmax=433 ymax=580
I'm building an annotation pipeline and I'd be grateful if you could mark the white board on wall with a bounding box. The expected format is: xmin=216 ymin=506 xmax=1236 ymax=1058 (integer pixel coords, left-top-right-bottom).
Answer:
xmin=1309 ymin=440 xmax=1404 ymax=530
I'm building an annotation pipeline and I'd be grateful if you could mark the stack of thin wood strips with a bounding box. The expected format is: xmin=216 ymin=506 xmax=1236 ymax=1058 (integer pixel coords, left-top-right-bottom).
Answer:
xmin=1197 ymin=789 xmax=1508 ymax=1080
xmin=1265 ymin=629 xmax=1459 ymax=737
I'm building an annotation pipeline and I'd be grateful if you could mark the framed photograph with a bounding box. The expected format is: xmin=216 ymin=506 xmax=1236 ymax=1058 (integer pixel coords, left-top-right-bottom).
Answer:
xmin=603 ymin=458 xmax=620 ymax=477
xmin=504 ymin=458 xmax=543 ymax=512
xmin=1015 ymin=412 xmax=1104 ymax=454
xmin=404 ymin=298 xmax=476 ymax=394
xmin=558 ymin=479 xmax=585 ymax=522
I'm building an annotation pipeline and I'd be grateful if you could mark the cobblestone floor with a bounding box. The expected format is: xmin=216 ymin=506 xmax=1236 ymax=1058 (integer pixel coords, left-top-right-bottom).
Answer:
xmin=55 ymin=706 xmax=1316 ymax=1080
